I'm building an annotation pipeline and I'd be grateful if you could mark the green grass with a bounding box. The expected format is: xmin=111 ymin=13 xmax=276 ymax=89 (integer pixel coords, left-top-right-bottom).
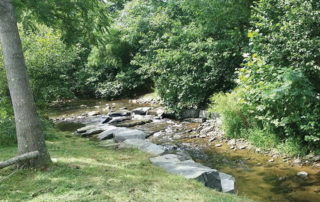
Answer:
xmin=0 ymin=130 xmax=250 ymax=202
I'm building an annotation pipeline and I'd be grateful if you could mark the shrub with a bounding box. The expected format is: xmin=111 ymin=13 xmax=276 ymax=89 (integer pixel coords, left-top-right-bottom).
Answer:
xmin=235 ymin=0 xmax=320 ymax=152
xmin=249 ymin=0 xmax=320 ymax=93
xmin=210 ymin=0 xmax=320 ymax=155
xmin=21 ymin=24 xmax=80 ymax=104
xmin=124 ymin=0 xmax=252 ymax=113
xmin=209 ymin=91 xmax=246 ymax=139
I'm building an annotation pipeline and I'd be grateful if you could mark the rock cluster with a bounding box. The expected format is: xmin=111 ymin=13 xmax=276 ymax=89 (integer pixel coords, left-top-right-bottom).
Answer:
xmin=73 ymin=106 xmax=236 ymax=194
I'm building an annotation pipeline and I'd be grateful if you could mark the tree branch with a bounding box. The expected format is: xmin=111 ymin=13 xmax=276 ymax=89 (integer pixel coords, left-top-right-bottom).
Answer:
xmin=0 ymin=151 xmax=40 ymax=169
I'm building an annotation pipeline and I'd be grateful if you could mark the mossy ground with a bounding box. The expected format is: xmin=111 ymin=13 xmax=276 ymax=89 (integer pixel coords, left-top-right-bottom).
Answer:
xmin=0 ymin=130 xmax=250 ymax=202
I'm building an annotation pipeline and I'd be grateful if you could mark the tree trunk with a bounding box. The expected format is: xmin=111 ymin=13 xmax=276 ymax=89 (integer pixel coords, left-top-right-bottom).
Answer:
xmin=0 ymin=0 xmax=51 ymax=168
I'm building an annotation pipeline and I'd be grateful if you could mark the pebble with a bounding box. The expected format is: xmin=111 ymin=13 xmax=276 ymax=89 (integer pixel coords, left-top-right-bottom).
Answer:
xmin=215 ymin=144 xmax=222 ymax=147
xmin=314 ymin=163 xmax=320 ymax=168
xmin=209 ymin=137 xmax=216 ymax=142
xmin=278 ymin=176 xmax=287 ymax=181
xmin=312 ymin=156 xmax=320 ymax=162
xmin=228 ymin=139 xmax=236 ymax=145
xmin=297 ymin=171 xmax=308 ymax=177
xmin=51 ymin=158 xmax=58 ymax=163
xmin=230 ymin=145 xmax=235 ymax=150
xmin=268 ymin=159 xmax=274 ymax=162
xmin=293 ymin=159 xmax=302 ymax=165
xmin=239 ymin=145 xmax=246 ymax=150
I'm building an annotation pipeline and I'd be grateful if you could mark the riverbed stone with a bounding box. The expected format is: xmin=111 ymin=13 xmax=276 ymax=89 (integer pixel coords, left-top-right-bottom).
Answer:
xmin=79 ymin=127 xmax=104 ymax=137
xmin=199 ymin=110 xmax=209 ymax=119
xmin=297 ymin=171 xmax=308 ymax=177
xmin=94 ymin=127 xmax=147 ymax=142
xmin=150 ymin=154 xmax=235 ymax=193
xmin=115 ymin=129 xmax=147 ymax=142
xmin=132 ymin=107 xmax=151 ymax=115
xmin=97 ymin=126 xmax=118 ymax=140
xmin=184 ymin=118 xmax=205 ymax=123
xmin=182 ymin=109 xmax=200 ymax=119
xmin=122 ymin=139 xmax=165 ymax=156
xmin=76 ymin=125 xmax=97 ymax=133
xmin=76 ymin=124 xmax=113 ymax=137
xmin=108 ymin=116 xmax=131 ymax=124
xmin=115 ymin=119 xmax=152 ymax=127
xmin=102 ymin=116 xmax=112 ymax=124
xmin=87 ymin=111 xmax=100 ymax=116
xmin=108 ymin=110 xmax=131 ymax=117
xmin=228 ymin=139 xmax=236 ymax=146
xmin=293 ymin=159 xmax=302 ymax=165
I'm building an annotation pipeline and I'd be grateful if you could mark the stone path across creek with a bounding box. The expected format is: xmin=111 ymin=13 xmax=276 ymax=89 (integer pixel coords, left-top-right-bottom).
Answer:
xmin=74 ymin=107 xmax=236 ymax=193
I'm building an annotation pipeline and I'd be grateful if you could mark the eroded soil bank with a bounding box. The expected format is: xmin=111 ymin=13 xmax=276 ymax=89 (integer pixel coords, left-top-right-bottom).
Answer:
xmin=47 ymin=99 xmax=320 ymax=202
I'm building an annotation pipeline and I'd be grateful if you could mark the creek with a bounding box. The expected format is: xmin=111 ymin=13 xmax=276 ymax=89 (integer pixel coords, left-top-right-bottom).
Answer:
xmin=47 ymin=99 xmax=320 ymax=202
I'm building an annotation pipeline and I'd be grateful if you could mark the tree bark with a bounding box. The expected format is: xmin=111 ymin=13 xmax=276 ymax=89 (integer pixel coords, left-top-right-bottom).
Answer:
xmin=0 ymin=0 xmax=51 ymax=168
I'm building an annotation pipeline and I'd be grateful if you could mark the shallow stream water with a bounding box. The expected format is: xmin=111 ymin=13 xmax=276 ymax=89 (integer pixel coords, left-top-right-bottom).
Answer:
xmin=47 ymin=99 xmax=320 ymax=202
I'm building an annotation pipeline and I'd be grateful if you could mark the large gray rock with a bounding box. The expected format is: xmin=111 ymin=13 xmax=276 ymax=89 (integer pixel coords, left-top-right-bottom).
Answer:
xmin=122 ymin=139 xmax=165 ymax=156
xmin=76 ymin=124 xmax=112 ymax=137
xmin=150 ymin=154 xmax=235 ymax=193
xmin=108 ymin=116 xmax=131 ymax=124
xmin=132 ymin=107 xmax=151 ymax=115
xmin=97 ymin=127 xmax=148 ymax=142
xmin=108 ymin=110 xmax=131 ymax=117
xmin=115 ymin=119 xmax=152 ymax=127
xmin=181 ymin=109 xmax=200 ymax=119
xmin=102 ymin=116 xmax=112 ymax=124
xmin=114 ymin=129 xmax=148 ymax=142
xmin=76 ymin=125 xmax=97 ymax=133
xmin=97 ymin=126 xmax=118 ymax=140
xmin=199 ymin=110 xmax=209 ymax=119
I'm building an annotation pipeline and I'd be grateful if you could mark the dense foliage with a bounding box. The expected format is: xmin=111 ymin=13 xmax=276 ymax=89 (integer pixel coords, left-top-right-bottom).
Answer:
xmin=1 ymin=0 xmax=319 ymax=154
xmin=89 ymin=0 xmax=253 ymax=112
xmin=210 ymin=0 xmax=320 ymax=155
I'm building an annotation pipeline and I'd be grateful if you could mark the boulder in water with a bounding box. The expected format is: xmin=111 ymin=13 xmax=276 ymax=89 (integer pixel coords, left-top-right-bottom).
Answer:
xmin=132 ymin=107 xmax=151 ymax=115
xmin=108 ymin=110 xmax=131 ymax=117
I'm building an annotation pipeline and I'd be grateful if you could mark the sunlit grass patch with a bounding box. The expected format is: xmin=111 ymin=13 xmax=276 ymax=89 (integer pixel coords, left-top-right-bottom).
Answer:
xmin=0 ymin=131 xmax=251 ymax=202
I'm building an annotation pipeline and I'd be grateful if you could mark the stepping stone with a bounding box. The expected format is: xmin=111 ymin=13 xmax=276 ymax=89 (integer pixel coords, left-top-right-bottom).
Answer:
xmin=122 ymin=139 xmax=165 ymax=156
xmin=132 ymin=107 xmax=151 ymax=115
xmin=150 ymin=154 xmax=235 ymax=193
xmin=114 ymin=129 xmax=148 ymax=142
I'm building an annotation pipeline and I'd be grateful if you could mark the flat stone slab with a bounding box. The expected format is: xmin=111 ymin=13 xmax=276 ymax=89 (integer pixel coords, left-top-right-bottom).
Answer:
xmin=115 ymin=119 xmax=152 ymax=127
xmin=76 ymin=124 xmax=111 ymax=137
xmin=96 ymin=127 xmax=148 ymax=142
xmin=97 ymin=126 xmax=118 ymax=140
xmin=150 ymin=154 xmax=235 ymax=193
xmin=114 ymin=129 xmax=148 ymax=142
xmin=97 ymin=127 xmax=128 ymax=140
xmin=122 ymin=139 xmax=165 ymax=156
xmin=108 ymin=117 xmax=131 ymax=124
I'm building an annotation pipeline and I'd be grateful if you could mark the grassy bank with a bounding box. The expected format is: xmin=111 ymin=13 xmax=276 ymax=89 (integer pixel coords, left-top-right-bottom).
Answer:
xmin=0 ymin=130 xmax=249 ymax=202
